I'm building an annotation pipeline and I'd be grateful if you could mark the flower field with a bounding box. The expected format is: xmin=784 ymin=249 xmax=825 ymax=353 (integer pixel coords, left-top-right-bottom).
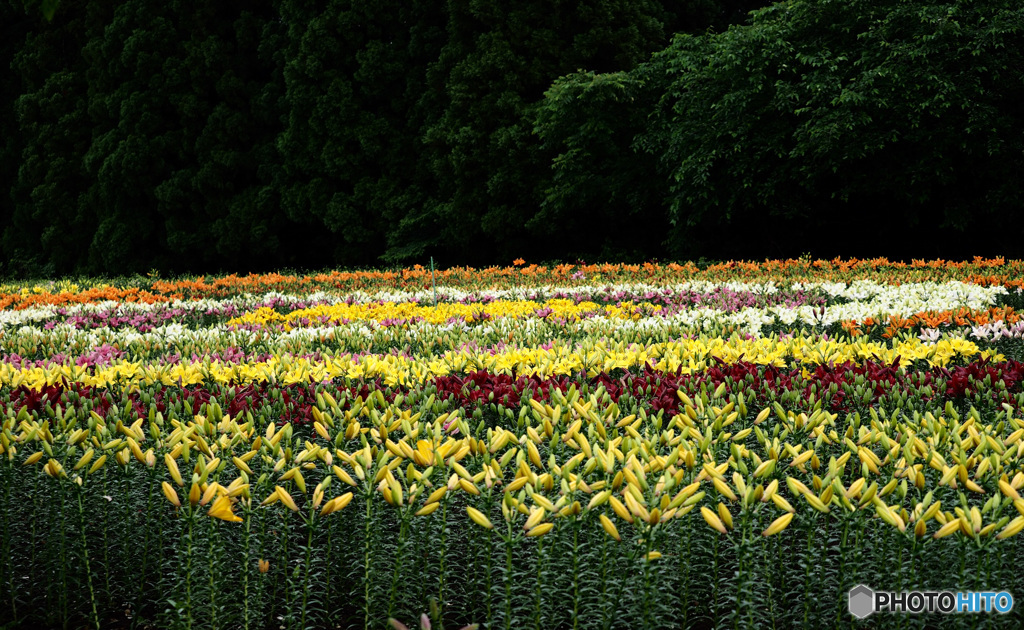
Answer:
xmin=3 ymin=258 xmax=1024 ymax=629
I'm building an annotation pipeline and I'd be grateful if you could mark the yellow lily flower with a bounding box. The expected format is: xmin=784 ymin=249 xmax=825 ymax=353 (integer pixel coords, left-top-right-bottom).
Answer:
xmin=208 ymin=495 xmax=243 ymax=523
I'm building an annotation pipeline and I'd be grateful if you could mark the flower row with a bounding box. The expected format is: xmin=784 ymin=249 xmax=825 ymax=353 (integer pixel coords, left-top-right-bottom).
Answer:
xmin=0 ymin=335 xmax=1001 ymax=391
xmin=3 ymin=257 xmax=1024 ymax=308
xmin=4 ymin=358 xmax=1024 ymax=428
xmin=3 ymin=367 xmax=1024 ymax=628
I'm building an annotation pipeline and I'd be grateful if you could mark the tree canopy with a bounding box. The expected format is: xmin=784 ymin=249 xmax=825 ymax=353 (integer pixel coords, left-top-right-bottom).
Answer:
xmin=1 ymin=0 xmax=1021 ymax=275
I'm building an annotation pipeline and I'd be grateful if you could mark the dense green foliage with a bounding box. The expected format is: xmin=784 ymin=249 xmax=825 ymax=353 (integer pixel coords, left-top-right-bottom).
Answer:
xmin=1 ymin=0 xmax=1022 ymax=275
xmin=541 ymin=0 xmax=1024 ymax=261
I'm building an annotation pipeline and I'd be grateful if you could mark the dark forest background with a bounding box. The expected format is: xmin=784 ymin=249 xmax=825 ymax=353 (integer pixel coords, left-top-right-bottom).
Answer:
xmin=1 ymin=0 xmax=1022 ymax=276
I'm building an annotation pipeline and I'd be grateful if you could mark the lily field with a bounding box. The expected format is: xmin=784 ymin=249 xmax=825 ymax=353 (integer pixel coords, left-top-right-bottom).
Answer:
xmin=3 ymin=258 xmax=1024 ymax=629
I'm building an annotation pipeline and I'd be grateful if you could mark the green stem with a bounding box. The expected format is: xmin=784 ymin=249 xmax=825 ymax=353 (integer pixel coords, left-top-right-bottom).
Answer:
xmin=745 ymin=520 xmax=755 ymax=630
xmin=909 ymin=536 xmax=916 ymax=592
xmin=122 ymin=472 xmax=135 ymax=619
xmin=803 ymin=521 xmax=813 ymax=628
xmin=777 ymin=523 xmax=784 ymax=616
xmin=78 ymin=490 xmax=100 ymax=630
xmin=2 ymin=468 xmax=15 ymax=623
xmin=837 ymin=519 xmax=849 ymax=627
xmin=185 ymin=507 xmax=194 ymax=630
xmin=208 ymin=516 xmax=218 ymax=630
xmin=572 ymin=519 xmax=580 ymax=630
xmin=387 ymin=510 xmax=407 ymax=621
xmin=763 ymin=532 xmax=777 ymax=630
xmin=259 ymin=504 xmax=270 ymax=629
xmin=505 ymin=523 xmax=514 ymax=630
xmin=973 ymin=542 xmax=988 ymax=630
xmin=895 ymin=531 xmax=904 ymax=630
xmin=713 ymin=527 xmax=721 ymax=623
xmin=324 ymin=512 xmax=333 ymax=616
xmin=485 ymin=519 xmax=494 ymax=624
xmin=137 ymin=473 xmax=156 ymax=620
xmin=681 ymin=522 xmax=691 ymax=627
xmin=243 ymin=505 xmax=252 ymax=630
xmin=301 ymin=511 xmax=315 ymax=630
xmin=59 ymin=484 xmax=69 ymax=629
xmin=984 ymin=542 xmax=992 ymax=591
xmin=600 ymin=532 xmax=610 ymax=630
xmin=280 ymin=511 xmax=290 ymax=625
xmin=735 ymin=535 xmax=744 ymax=630
xmin=978 ymin=541 xmax=991 ymax=630
xmin=363 ymin=494 xmax=373 ymax=630
xmin=643 ymin=527 xmax=653 ymax=629
xmin=958 ymin=538 xmax=967 ymax=591
xmin=609 ymin=531 xmax=638 ymax=629
xmin=101 ymin=473 xmax=112 ymax=614
xmin=439 ymin=498 xmax=447 ymax=619
xmin=534 ymin=534 xmax=544 ymax=630
xmin=30 ymin=470 xmax=38 ymax=614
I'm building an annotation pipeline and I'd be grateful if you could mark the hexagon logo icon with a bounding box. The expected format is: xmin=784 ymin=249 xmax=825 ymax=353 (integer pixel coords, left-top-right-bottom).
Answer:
xmin=849 ymin=585 xmax=875 ymax=619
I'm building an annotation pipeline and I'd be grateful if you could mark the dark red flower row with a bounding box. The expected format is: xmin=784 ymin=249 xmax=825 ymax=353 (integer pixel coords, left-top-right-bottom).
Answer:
xmin=5 ymin=359 xmax=1023 ymax=431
